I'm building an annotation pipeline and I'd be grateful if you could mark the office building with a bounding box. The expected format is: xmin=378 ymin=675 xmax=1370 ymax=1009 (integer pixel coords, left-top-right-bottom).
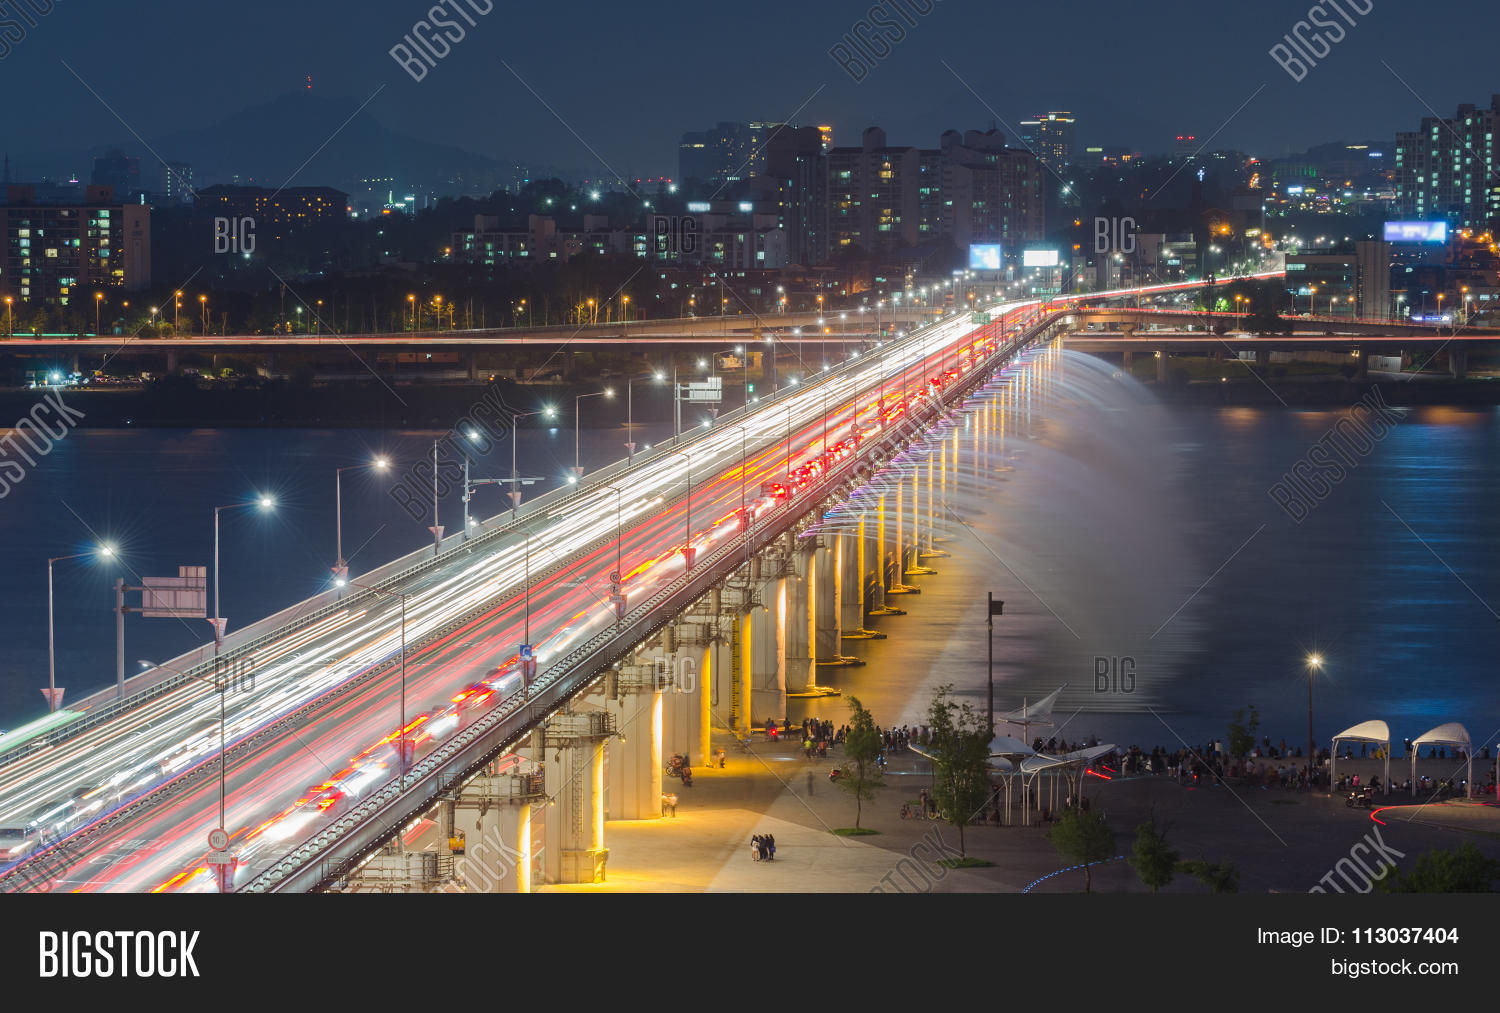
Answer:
xmin=194 ymin=185 xmax=348 ymax=240
xmin=91 ymin=149 xmax=140 ymax=198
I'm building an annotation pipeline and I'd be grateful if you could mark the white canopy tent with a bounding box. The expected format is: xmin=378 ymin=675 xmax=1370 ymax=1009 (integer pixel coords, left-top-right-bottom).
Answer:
xmin=997 ymin=685 xmax=1067 ymax=744
xmin=1330 ymin=719 xmax=1391 ymax=795
xmin=1411 ymin=722 xmax=1473 ymax=799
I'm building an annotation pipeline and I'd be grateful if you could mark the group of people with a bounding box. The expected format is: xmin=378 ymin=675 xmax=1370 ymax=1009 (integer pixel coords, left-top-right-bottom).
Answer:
xmin=750 ymin=833 xmax=776 ymax=861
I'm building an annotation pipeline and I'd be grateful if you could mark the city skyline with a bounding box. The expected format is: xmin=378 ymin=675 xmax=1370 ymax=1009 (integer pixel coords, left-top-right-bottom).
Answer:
xmin=1 ymin=0 xmax=1497 ymax=186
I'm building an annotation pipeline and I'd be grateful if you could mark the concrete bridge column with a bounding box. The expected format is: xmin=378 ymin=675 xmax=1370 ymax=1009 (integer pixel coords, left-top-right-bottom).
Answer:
xmin=784 ymin=548 xmax=816 ymax=693
xmin=738 ymin=603 xmax=782 ymax=729
xmin=466 ymin=350 xmax=478 ymax=382
xmin=1450 ymin=347 xmax=1469 ymax=379
xmin=451 ymin=765 xmax=544 ymax=893
xmin=265 ymin=351 xmax=278 ymax=376
xmin=1357 ymin=351 xmax=1369 ymax=381
xmin=1255 ymin=348 xmax=1270 ymax=369
xmin=1156 ymin=351 xmax=1169 ymax=384
xmin=907 ymin=464 xmax=937 ymax=575
xmin=840 ymin=519 xmax=885 ymax=639
xmin=540 ymin=709 xmax=612 ymax=884
xmin=890 ymin=482 xmax=921 ymax=593
xmin=605 ymin=667 xmax=663 ymax=820
xmin=867 ymin=494 xmax=905 ymax=616
xmin=1121 ymin=349 xmax=1133 ymax=371
xmin=813 ymin=542 xmax=856 ymax=666
xmin=166 ymin=349 xmax=179 ymax=374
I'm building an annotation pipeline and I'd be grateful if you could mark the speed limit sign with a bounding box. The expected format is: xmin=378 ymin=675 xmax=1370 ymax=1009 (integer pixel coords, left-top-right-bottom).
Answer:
xmin=208 ymin=828 xmax=229 ymax=852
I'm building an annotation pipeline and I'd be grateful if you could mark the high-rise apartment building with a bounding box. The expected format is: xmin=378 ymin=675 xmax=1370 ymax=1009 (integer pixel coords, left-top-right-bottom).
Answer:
xmin=1018 ymin=112 xmax=1075 ymax=171
xmin=678 ymin=121 xmax=787 ymax=187
xmin=1395 ymin=95 xmax=1500 ymax=229
xmin=0 ymin=184 xmax=151 ymax=303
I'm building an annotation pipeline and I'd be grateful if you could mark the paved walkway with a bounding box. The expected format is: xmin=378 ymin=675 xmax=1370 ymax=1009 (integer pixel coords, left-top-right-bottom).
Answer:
xmin=542 ymin=737 xmax=1500 ymax=893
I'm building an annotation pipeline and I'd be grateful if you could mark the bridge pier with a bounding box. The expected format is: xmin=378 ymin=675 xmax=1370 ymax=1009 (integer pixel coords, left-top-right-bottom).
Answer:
xmin=1256 ymin=349 xmax=1270 ymax=370
xmin=604 ymin=666 xmax=662 ymax=820
xmin=1156 ymin=351 xmax=1169 ymax=384
xmin=563 ymin=350 xmax=578 ymax=381
xmin=1121 ymin=349 xmax=1133 ymax=371
xmin=889 ymin=484 xmax=920 ymax=593
xmin=466 ymin=350 xmax=478 ymax=382
xmin=166 ymin=349 xmax=179 ymax=374
xmin=815 ymin=540 xmax=863 ymax=665
xmin=841 ymin=513 xmax=886 ymax=638
xmin=540 ymin=708 xmax=613 ymax=884
xmin=449 ymin=763 xmax=544 ymax=893
xmin=906 ymin=465 xmax=937 ymax=575
xmin=1357 ymin=351 xmax=1369 ymax=381
xmin=1450 ymin=347 xmax=1469 ymax=380
xmin=784 ymin=546 xmax=816 ymax=693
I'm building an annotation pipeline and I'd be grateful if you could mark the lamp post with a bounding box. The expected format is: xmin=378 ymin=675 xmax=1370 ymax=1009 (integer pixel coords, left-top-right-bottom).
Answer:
xmin=334 ymin=457 xmax=390 ymax=584
xmin=46 ymin=545 xmax=114 ymax=711
xmin=95 ymin=293 xmax=104 ymax=335
xmin=174 ymin=291 xmax=183 ymax=336
xmin=572 ymin=388 xmax=614 ymax=480
xmin=1307 ymin=653 xmax=1322 ymax=790
xmin=338 ymin=579 xmax=410 ymax=775
xmin=213 ymin=496 xmax=275 ymax=653
xmin=669 ymin=451 xmax=693 ymax=568
xmin=626 ymin=371 xmax=664 ymax=464
xmin=5 ymin=295 xmax=12 ymax=337
xmin=510 ymin=406 xmax=556 ymax=514
xmin=200 ymin=295 xmax=208 ymax=336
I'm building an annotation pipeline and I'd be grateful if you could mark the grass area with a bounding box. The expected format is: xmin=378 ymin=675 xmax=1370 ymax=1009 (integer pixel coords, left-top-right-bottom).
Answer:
xmin=937 ymin=857 xmax=994 ymax=868
xmin=831 ymin=827 xmax=881 ymax=837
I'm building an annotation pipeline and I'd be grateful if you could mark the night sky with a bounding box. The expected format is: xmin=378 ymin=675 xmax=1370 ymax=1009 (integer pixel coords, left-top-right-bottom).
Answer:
xmin=2 ymin=0 xmax=1498 ymax=177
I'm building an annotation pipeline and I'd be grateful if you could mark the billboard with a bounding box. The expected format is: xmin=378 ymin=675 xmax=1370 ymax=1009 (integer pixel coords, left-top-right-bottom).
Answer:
xmin=141 ymin=566 xmax=207 ymax=618
xmin=1023 ymin=248 xmax=1059 ymax=267
xmin=1384 ymin=221 xmax=1449 ymax=243
xmin=968 ymin=244 xmax=1002 ymax=271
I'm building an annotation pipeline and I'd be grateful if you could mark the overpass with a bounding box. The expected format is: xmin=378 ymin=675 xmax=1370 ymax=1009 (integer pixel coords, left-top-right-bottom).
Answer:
xmin=1059 ymin=308 xmax=1497 ymax=380
xmin=0 ymin=277 xmax=1233 ymax=893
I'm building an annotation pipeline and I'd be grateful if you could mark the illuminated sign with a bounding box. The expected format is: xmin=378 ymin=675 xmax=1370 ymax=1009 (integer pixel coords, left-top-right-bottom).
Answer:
xmin=968 ymin=244 xmax=1002 ymax=271
xmin=1384 ymin=221 xmax=1448 ymax=243
xmin=686 ymin=201 xmax=712 ymax=212
xmin=1022 ymin=249 xmax=1059 ymax=267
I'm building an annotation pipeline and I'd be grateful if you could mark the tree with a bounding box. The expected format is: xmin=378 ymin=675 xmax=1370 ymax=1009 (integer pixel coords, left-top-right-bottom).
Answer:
xmin=1180 ymin=859 xmax=1239 ymax=893
xmin=1378 ymin=843 xmax=1500 ymax=893
xmin=1129 ymin=819 xmax=1179 ymax=894
xmin=835 ymin=696 xmax=883 ymax=829
xmin=1047 ymin=809 xmax=1116 ymax=892
xmin=1227 ymin=705 xmax=1260 ymax=758
xmin=925 ymin=685 xmax=993 ymax=857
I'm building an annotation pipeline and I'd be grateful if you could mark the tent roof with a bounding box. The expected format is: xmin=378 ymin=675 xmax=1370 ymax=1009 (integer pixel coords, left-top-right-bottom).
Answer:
xmin=1019 ymin=743 xmax=1116 ymax=773
xmin=1332 ymin=719 xmax=1389 ymax=743
xmin=988 ymin=736 xmax=1036 ymax=757
xmin=1413 ymin=722 xmax=1471 ymax=747
xmin=997 ymin=685 xmax=1066 ymax=725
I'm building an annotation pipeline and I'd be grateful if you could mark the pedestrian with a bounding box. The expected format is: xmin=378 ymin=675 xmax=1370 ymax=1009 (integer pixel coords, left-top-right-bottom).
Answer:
xmin=751 ymin=835 xmax=761 ymax=861
xmin=767 ymin=834 xmax=776 ymax=861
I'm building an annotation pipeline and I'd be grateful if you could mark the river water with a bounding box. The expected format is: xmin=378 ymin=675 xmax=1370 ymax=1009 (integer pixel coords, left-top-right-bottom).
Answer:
xmin=3 ymin=359 xmax=1498 ymax=754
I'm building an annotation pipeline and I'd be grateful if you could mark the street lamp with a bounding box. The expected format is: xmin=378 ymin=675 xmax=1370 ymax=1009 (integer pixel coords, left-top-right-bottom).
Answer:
xmin=572 ymin=389 xmax=614 ymax=480
xmin=95 ymin=293 xmax=104 ymax=335
xmin=668 ymin=451 xmax=693 ymax=568
xmin=46 ymin=545 xmax=114 ymax=711
xmin=4 ymin=295 xmax=12 ymax=337
xmin=334 ymin=457 xmax=391 ymax=583
xmin=1307 ymin=653 xmax=1322 ymax=790
xmin=626 ymin=371 xmax=664 ymax=464
xmin=200 ymin=294 xmax=209 ymax=336
xmin=213 ymin=496 xmax=275 ymax=652
xmin=510 ymin=406 xmax=557 ymax=514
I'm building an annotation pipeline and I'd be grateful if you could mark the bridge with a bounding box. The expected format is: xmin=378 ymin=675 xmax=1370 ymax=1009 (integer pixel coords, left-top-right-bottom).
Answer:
xmin=1058 ymin=307 xmax=1497 ymax=380
xmin=1 ymin=309 xmax=933 ymax=382
xmin=0 ymin=277 xmax=1236 ymax=893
